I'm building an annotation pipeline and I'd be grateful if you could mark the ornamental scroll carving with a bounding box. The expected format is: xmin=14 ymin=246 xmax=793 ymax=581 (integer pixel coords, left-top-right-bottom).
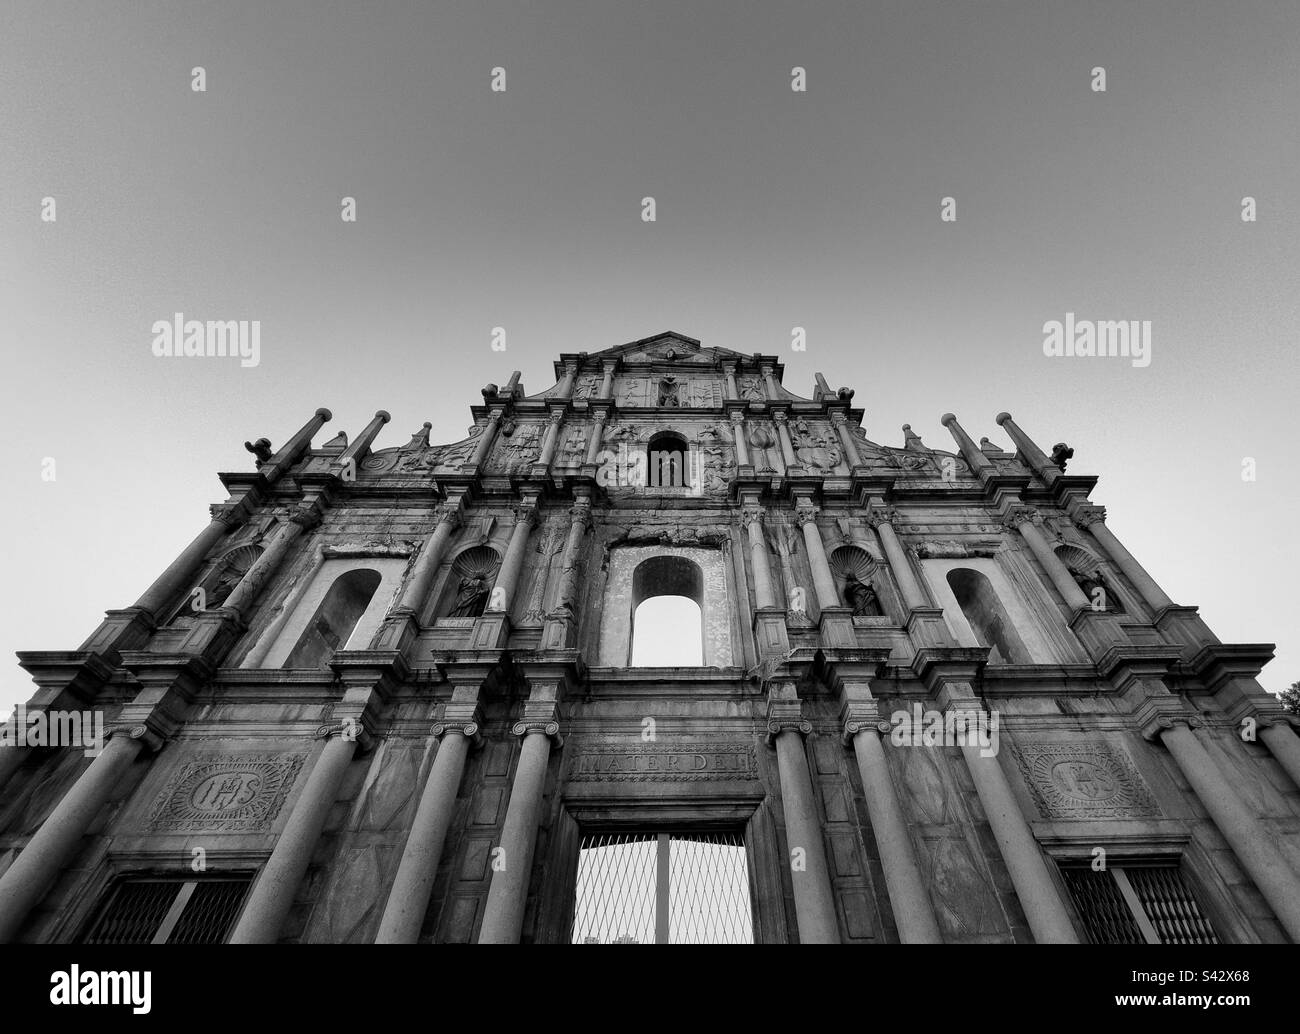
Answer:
xmin=1012 ymin=742 xmax=1160 ymax=819
xmin=147 ymin=753 xmax=307 ymax=832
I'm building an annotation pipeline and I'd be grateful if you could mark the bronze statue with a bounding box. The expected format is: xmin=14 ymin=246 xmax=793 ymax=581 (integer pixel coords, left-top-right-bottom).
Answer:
xmin=450 ymin=573 xmax=490 ymax=617
xmin=843 ymin=571 xmax=882 ymax=616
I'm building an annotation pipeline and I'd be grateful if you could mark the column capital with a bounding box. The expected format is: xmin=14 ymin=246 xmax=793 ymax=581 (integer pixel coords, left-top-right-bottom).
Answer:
xmin=1139 ymin=712 xmax=1204 ymax=742
xmin=766 ymin=692 xmax=811 ymax=743
xmin=729 ymin=409 xmax=746 ymax=424
xmin=568 ymin=496 xmax=593 ymax=528
xmin=432 ymin=702 xmax=484 ymax=747
xmin=1002 ymin=505 xmax=1041 ymax=531
xmin=209 ymin=501 xmax=250 ymax=528
xmin=829 ymin=409 xmax=849 ymax=425
xmin=513 ymin=495 xmax=541 ymax=527
xmin=865 ymin=505 xmax=898 ymax=529
xmin=772 ymin=409 xmax=789 ymax=424
xmin=590 ymin=408 xmax=609 ymax=423
xmin=434 ymin=498 xmax=465 ymax=529
xmin=794 ymin=503 xmax=820 ymax=528
xmin=288 ymin=503 xmax=324 ymax=530
xmin=512 ymin=698 xmax=562 ymax=746
xmin=741 ymin=505 xmax=766 ymax=530
xmin=1072 ymin=505 xmax=1107 ymax=529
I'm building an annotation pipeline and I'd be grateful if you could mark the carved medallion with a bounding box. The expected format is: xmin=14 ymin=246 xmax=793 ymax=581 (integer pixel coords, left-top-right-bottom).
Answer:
xmin=1013 ymin=742 xmax=1159 ymax=819
xmin=148 ymin=753 xmax=307 ymax=832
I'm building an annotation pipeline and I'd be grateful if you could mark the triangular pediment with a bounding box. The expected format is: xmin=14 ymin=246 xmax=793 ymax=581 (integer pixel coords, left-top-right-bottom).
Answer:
xmin=588 ymin=331 xmax=747 ymax=366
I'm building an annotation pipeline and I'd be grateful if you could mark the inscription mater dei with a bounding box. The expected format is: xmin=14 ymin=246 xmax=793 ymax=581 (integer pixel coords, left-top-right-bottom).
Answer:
xmin=569 ymin=741 xmax=757 ymax=782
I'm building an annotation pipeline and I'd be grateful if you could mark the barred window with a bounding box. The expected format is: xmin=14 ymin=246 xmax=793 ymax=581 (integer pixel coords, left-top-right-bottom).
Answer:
xmin=1061 ymin=861 xmax=1219 ymax=944
xmin=82 ymin=875 xmax=253 ymax=945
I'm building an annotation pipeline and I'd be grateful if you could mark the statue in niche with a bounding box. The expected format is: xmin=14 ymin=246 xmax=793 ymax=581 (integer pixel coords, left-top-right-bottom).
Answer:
xmin=1069 ymin=564 xmax=1124 ymax=613
xmin=843 ymin=571 xmax=883 ymax=616
xmin=450 ymin=573 xmax=490 ymax=617
xmin=658 ymin=377 xmax=681 ymax=407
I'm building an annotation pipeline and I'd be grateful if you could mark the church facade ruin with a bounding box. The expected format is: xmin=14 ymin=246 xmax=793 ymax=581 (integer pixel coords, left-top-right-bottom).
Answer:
xmin=2 ymin=330 xmax=1298 ymax=944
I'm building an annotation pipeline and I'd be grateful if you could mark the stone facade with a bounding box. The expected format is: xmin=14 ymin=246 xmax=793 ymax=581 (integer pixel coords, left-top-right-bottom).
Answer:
xmin=2 ymin=330 xmax=1299 ymax=944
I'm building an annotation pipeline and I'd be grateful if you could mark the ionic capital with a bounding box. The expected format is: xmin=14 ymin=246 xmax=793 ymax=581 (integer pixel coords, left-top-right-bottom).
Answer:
xmin=1139 ymin=713 xmax=1203 ymax=742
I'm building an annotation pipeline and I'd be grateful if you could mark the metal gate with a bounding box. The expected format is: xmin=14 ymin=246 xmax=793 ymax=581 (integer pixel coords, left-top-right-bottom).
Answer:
xmin=571 ymin=831 xmax=754 ymax=944
xmin=1061 ymin=862 xmax=1219 ymax=944
xmin=82 ymin=876 xmax=252 ymax=944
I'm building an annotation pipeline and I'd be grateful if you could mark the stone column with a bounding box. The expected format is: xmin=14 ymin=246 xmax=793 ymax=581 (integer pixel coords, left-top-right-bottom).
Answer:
xmin=1148 ymin=716 xmax=1300 ymax=939
xmin=584 ymin=410 xmax=607 ymax=465
xmin=722 ymin=363 xmax=739 ymax=400
xmin=773 ymin=411 xmax=799 ymax=471
xmin=840 ymin=691 xmax=943 ymax=943
xmin=940 ymin=692 xmax=1078 ymax=943
xmin=865 ymin=506 xmax=927 ymax=612
xmin=995 ymin=412 xmax=1061 ymax=486
xmin=761 ymin=364 xmax=780 ymax=399
xmin=556 ymin=361 xmax=578 ymax=399
xmin=334 ymin=409 xmax=390 ymax=475
xmin=127 ymin=502 xmax=247 ymax=618
xmin=1004 ymin=508 xmax=1091 ymax=612
xmin=729 ymin=411 xmax=751 ymax=467
xmin=478 ymin=694 xmax=561 ymax=944
xmin=0 ymin=745 xmax=26 ymax=792
xmin=375 ymin=704 xmax=479 ymax=944
xmin=468 ymin=410 xmax=504 ymax=469
xmin=534 ymin=409 xmax=565 ymax=473
xmin=940 ymin=413 xmax=994 ymax=474
xmin=598 ymin=360 xmax=617 ymax=400
xmin=489 ymin=496 xmax=539 ymax=613
xmin=229 ymin=726 xmax=359 ymax=943
xmin=1258 ymin=718 xmax=1300 ymax=792
xmin=0 ymin=729 xmax=146 ymax=943
xmin=1074 ymin=507 xmax=1173 ymax=611
xmin=767 ymin=686 xmax=839 ymax=943
xmin=795 ymin=501 xmax=839 ymax=611
xmin=743 ymin=507 xmax=776 ymax=609
xmin=222 ymin=504 xmax=322 ymax=617
xmin=540 ymin=497 xmax=592 ymax=649
xmin=830 ymin=411 xmax=863 ymax=469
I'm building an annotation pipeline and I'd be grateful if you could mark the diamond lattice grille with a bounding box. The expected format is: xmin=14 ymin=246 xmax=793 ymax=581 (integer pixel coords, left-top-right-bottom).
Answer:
xmin=572 ymin=831 xmax=753 ymax=944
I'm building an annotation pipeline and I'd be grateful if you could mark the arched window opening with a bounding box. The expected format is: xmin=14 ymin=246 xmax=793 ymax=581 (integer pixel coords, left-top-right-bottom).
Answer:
xmin=284 ymin=568 xmax=382 ymax=667
xmin=646 ymin=432 xmax=691 ymax=490
xmin=946 ymin=568 xmax=1031 ymax=664
xmin=630 ymin=555 xmax=704 ymax=665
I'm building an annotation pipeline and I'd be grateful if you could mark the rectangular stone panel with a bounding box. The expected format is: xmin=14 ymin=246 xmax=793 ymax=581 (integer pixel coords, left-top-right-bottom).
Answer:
xmin=566 ymin=741 xmax=757 ymax=782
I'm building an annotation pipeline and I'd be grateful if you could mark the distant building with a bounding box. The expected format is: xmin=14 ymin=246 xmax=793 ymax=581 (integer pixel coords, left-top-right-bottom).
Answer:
xmin=2 ymin=331 xmax=1298 ymax=944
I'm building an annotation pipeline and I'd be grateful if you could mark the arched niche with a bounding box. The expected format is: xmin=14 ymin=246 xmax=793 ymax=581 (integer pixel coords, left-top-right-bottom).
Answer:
xmin=1054 ymin=543 xmax=1130 ymax=616
xmin=167 ymin=543 xmax=262 ymax=624
xmin=829 ymin=545 xmax=888 ymax=618
xmin=439 ymin=545 xmax=503 ymax=619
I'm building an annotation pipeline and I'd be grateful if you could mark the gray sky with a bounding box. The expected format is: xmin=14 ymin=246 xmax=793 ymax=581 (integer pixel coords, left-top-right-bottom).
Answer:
xmin=2 ymin=0 xmax=1297 ymax=716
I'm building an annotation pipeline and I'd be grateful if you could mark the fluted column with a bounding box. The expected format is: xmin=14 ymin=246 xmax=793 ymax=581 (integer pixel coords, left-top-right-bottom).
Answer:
xmin=795 ymin=500 xmax=838 ymax=610
xmin=767 ymin=687 xmax=839 ymax=943
xmin=489 ymin=496 xmax=539 ymax=613
xmin=995 ymin=412 xmax=1060 ymax=486
xmin=1004 ymin=507 xmax=1090 ymax=611
xmin=865 ymin=506 xmax=927 ymax=611
xmin=478 ymin=698 xmax=561 ymax=944
xmin=729 ymin=411 xmax=751 ymax=467
xmin=469 ymin=410 xmax=505 ymax=469
xmin=229 ymin=726 xmax=358 ymax=943
xmin=129 ymin=502 xmax=247 ymax=618
xmin=598 ymin=360 xmax=617 ymax=400
xmin=940 ymin=413 xmax=993 ymax=474
xmin=0 ymin=729 xmax=146 ymax=943
xmin=773 ymin=412 xmax=799 ymax=471
xmin=375 ymin=706 xmax=479 ymax=944
xmin=722 ymin=363 xmax=739 ymax=400
xmin=222 ymin=503 xmax=322 ymax=617
xmin=840 ymin=692 xmax=943 ymax=943
xmin=334 ymin=410 xmax=390 ymax=474
xmin=830 ymin=411 xmax=863 ymax=469
xmin=1074 ymin=506 xmax=1173 ymax=611
xmin=945 ymin=696 xmax=1078 ymax=943
xmin=1148 ymin=716 xmax=1300 ymax=939
xmin=584 ymin=410 xmax=607 ymax=465
xmin=742 ymin=506 xmax=776 ymax=609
